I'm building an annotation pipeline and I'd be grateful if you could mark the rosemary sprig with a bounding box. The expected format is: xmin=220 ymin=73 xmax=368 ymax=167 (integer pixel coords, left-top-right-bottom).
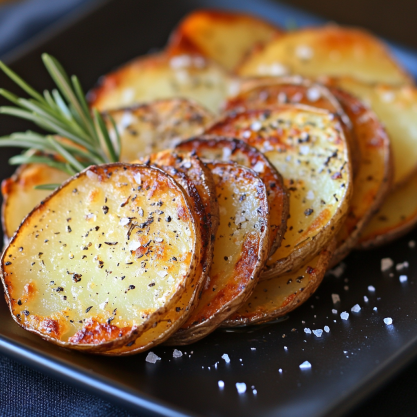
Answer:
xmin=0 ymin=54 xmax=120 ymax=175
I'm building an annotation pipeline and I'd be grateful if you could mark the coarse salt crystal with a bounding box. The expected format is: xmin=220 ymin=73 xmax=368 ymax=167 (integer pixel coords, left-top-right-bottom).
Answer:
xmin=373 ymin=307 xmax=378 ymax=311
xmin=119 ymin=217 xmax=130 ymax=226
xmin=284 ymin=346 xmax=288 ymax=351
xmin=173 ymin=349 xmax=183 ymax=358
xmin=155 ymin=237 xmax=164 ymax=243
xmin=158 ymin=271 xmax=168 ymax=277
xmin=299 ymin=361 xmax=312 ymax=370
xmin=313 ymin=329 xmax=323 ymax=337
xmin=236 ymin=383 xmax=246 ymax=394
xmin=133 ymin=173 xmax=141 ymax=185
xmin=381 ymin=258 xmax=394 ymax=271
xmin=253 ymin=161 xmax=265 ymax=172
xmin=250 ymin=121 xmax=262 ymax=131
xmin=368 ymin=285 xmax=376 ymax=292
xmin=384 ymin=317 xmax=393 ymax=325
xmin=306 ymin=190 xmax=315 ymax=200
xmin=253 ymin=389 xmax=258 ymax=395
xmin=222 ymin=354 xmax=230 ymax=363
xmin=364 ymin=296 xmax=369 ymax=302
xmin=332 ymin=309 xmax=338 ymax=314
xmin=324 ymin=326 xmax=330 ymax=333
xmin=145 ymin=352 xmax=161 ymax=364
xmin=400 ymin=275 xmax=408 ymax=283
xmin=351 ymin=304 xmax=361 ymax=313
xmin=304 ymin=328 xmax=312 ymax=334
xmin=128 ymin=241 xmax=141 ymax=251
xmin=279 ymin=368 xmax=283 ymax=373
xmin=340 ymin=311 xmax=349 ymax=320
xmin=86 ymin=170 xmax=98 ymax=180
xmin=332 ymin=294 xmax=340 ymax=304
xmin=251 ymin=347 xmax=256 ymax=351
xmin=218 ymin=380 xmax=224 ymax=389
xmin=396 ymin=261 xmax=409 ymax=271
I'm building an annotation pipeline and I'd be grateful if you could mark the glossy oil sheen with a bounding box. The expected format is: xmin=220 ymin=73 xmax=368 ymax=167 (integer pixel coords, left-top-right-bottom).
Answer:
xmin=0 ymin=0 xmax=417 ymax=416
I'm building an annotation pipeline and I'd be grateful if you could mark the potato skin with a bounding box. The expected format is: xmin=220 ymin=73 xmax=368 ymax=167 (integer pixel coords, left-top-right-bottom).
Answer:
xmin=1 ymin=163 xmax=201 ymax=353
xmin=167 ymin=162 xmax=270 ymax=345
xmin=176 ymin=135 xmax=288 ymax=256
xmin=222 ymin=240 xmax=336 ymax=327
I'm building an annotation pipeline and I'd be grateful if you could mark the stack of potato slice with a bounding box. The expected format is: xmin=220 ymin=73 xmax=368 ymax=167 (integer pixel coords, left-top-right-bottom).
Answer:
xmin=2 ymin=9 xmax=417 ymax=354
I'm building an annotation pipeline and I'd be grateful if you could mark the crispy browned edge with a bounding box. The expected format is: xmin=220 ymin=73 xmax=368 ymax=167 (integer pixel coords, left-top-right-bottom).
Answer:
xmin=328 ymin=87 xmax=393 ymax=266
xmin=236 ymin=24 xmax=414 ymax=84
xmin=222 ymin=239 xmax=336 ymax=327
xmin=166 ymin=161 xmax=270 ymax=345
xmin=0 ymin=163 xmax=201 ymax=353
xmin=102 ymin=152 xmax=219 ymax=355
xmin=175 ymin=134 xmax=289 ymax=257
xmin=166 ymin=9 xmax=283 ymax=66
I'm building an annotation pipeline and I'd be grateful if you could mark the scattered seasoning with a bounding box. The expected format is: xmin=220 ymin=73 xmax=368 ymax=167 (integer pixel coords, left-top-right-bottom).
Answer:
xmin=221 ymin=354 xmax=230 ymax=364
xmin=145 ymin=352 xmax=161 ymax=364
xmin=304 ymin=328 xmax=311 ymax=334
xmin=324 ymin=326 xmax=330 ymax=333
xmin=72 ymin=274 xmax=82 ymax=283
xmin=218 ymin=380 xmax=225 ymax=389
xmin=312 ymin=329 xmax=323 ymax=337
xmin=304 ymin=209 xmax=314 ymax=216
xmin=331 ymin=294 xmax=340 ymax=304
xmin=22 ymin=310 xmax=30 ymax=316
xmin=235 ymin=383 xmax=247 ymax=394
xmin=384 ymin=317 xmax=393 ymax=325
xmin=373 ymin=307 xmax=378 ymax=311
xmin=368 ymin=285 xmax=376 ymax=292
xmin=351 ymin=304 xmax=361 ymax=313
xmin=396 ymin=262 xmax=409 ymax=271
xmin=340 ymin=311 xmax=349 ymax=320
xmin=102 ymin=206 xmax=109 ymax=214
xmin=364 ymin=296 xmax=369 ymax=302
xmin=381 ymin=258 xmax=394 ymax=271
xmin=399 ymin=275 xmax=408 ymax=283
xmin=173 ymin=349 xmax=183 ymax=358
xmin=299 ymin=361 xmax=312 ymax=370
xmin=85 ymin=306 xmax=93 ymax=313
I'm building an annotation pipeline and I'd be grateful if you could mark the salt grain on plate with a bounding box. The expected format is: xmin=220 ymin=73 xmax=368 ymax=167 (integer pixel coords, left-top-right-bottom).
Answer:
xmin=145 ymin=352 xmax=161 ymax=364
xmin=364 ymin=296 xmax=369 ymax=302
xmin=299 ymin=361 xmax=312 ymax=370
xmin=329 ymin=263 xmax=346 ymax=278
xmin=222 ymin=353 xmax=231 ymax=363
xmin=324 ymin=326 xmax=330 ymax=333
xmin=304 ymin=328 xmax=312 ymax=334
xmin=284 ymin=346 xmax=288 ymax=351
xmin=381 ymin=258 xmax=394 ymax=271
xmin=253 ymin=389 xmax=258 ymax=395
xmin=313 ymin=329 xmax=323 ymax=337
xmin=351 ymin=304 xmax=361 ymax=313
xmin=218 ymin=380 xmax=224 ymax=389
xmin=396 ymin=261 xmax=409 ymax=271
xmin=173 ymin=349 xmax=183 ymax=358
xmin=368 ymin=285 xmax=376 ymax=292
xmin=236 ymin=383 xmax=247 ymax=394
xmin=409 ymin=240 xmax=416 ymax=248
xmin=384 ymin=317 xmax=393 ymax=325
xmin=279 ymin=368 xmax=283 ymax=373
xmin=332 ymin=309 xmax=338 ymax=314
xmin=344 ymin=286 xmax=349 ymax=291
xmin=373 ymin=307 xmax=378 ymax=311
xmin=332 ymin=294 xmax=340 ymax=304
xmin=399 ymin=275 xmax=408 ymax=283
xmin=250 ymin=347 xmax=256 ymax=351
xmin=340 ymin=311 xmax=349 ymax=320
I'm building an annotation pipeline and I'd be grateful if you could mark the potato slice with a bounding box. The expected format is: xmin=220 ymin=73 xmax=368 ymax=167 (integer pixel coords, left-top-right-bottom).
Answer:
xmin=206 ymin=105 xmax=352 ymax=279
xmin=88 ymin=52 xmax=234 ymax=114
xmin=223 ymin=76 xmax=360 ymax=177
xmin=167 ymin=162 xmax=270 ymax=345
xmin=237 ymin=25 xmax=412 ymax=85
xmin=329 ymin=87 xmax=392 ymax=265
xmin=222 ymin=241 xmax=335 ymax=326
xmin=105 ymin=152 xmax=214 ymax=355
xmin=176 ymin=135 xmax=288 ymax=256
xmin=357 ymin=170 xmax=417 ymax=249
xmin=167 ymin=9 xmax=282 ymax=71
xmin=1 ymin=164 xmax=201 ymax=352
xmin=330 ymin=78 xmax=417 ymax=188
xmin=103 ymin=99 xmax=214 ymax=162
xmin=2 ymin=164 xmax=70 ymax=242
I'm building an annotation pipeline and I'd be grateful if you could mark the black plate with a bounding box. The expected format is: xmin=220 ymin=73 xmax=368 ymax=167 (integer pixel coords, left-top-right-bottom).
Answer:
xmin=1 ymin=1 xmax=417 ymax=416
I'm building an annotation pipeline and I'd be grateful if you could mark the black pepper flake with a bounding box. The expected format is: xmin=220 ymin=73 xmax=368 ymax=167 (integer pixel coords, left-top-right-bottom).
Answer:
xmin=102 ymin=206 xmax=109 ymax=214
xmin=66 ymin=225 xmax=72 ymax=233
xmin=105 ymin=242 xmax=118 ymax=245
xmin=120 ymin=276 xmax=126 ymax=280
xmin=224 ymin=256 xmax=228 ymax=261
xmin=148 ymin=282 xmax=155 ymax=287
xmin=72 ymin=274 xmax=82 ymax=283
xmin=126 ymin=341 xmax=134 ymax=347
xmin=129 ymin=285 xmax=135 ymax=290
xmin=85 ymin=306 xmax=93 ymax=313
xmin=304 ymin=208 xmax=314 ymax=216
xmin=17 ymin=299 xmax=22 ymax=305
xmin=165 ymin=215 xmax=172 ymax=222
xmin=176 ymin=307 xmax=181 ymax=312
xmin=56 ymin=287 xmax=64 ymax=292
xmin=22 ymin=310 xmax=30 ymax=316
xmin=5 ymin=262 xmax=11 ymax=266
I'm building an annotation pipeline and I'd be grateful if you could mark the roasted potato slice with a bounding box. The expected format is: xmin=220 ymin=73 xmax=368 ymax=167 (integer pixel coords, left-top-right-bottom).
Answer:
xmin=88 ymin=52 xmax=234 ymax=114
xmin=1 ymin=164 xmax=201 ymax=352
xmin=329 ymin=87 xmax=392 ymax=265
xmin=103 ymin=99 xmax=214 ymax=162
xmin=167 ymin=162 xmax=270 ymax=345
xmin=222 ymin=240 xmax=335 ymax=326
xmin=167 ymin=9 xmax=283 ymax=71
xmin=2 ymin=164 xmax=70 ymax=242
xmin=105 ymin=152 xmax=214 ymax=355
xmin=237 ymin=25 xmax=412 ymax=85
xmin=223 ymin=76 xmax=360 ymax=177
xmin=176 ymin=135 xmax=288 ymax=256
xmin=357 ymin=170 xmax=417 ymax=249
xmin=206 ymin=105 xmax=352 ymax=279
xmin=330 ymin=78 xmax=417 ymax=188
